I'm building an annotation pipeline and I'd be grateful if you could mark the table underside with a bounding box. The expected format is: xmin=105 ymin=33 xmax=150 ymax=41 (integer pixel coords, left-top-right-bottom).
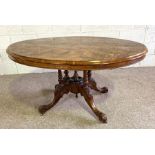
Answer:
xmin=39 ymin=70 xmax=108 ymax=123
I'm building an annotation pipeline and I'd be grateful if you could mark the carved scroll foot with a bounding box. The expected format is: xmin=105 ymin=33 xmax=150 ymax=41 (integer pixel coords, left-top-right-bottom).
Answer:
xmin=95 ymin=111 xmax=107 ymax=123
xmin=39 ymin=84 xmax=69 ymax=115
xmin=80 ymin=85 xmax=107 ymax=123
xmin=39 ymin=104 xmax=52 ymax=115
xmin=89 ymin=78 xmax=108 ymax=94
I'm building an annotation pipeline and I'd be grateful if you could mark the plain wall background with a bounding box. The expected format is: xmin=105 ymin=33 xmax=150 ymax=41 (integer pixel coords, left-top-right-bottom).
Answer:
xmin=0 ymin=25 xmax=155 ymax=75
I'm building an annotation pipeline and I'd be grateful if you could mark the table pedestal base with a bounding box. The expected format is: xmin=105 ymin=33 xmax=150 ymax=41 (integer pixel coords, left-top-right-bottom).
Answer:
xmin=39 ymin=70 xmax=108 ymax=123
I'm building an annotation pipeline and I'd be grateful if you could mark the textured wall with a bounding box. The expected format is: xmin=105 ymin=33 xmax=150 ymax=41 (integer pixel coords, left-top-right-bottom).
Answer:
xmin=0 ymin=25 xmax=155 ymax=75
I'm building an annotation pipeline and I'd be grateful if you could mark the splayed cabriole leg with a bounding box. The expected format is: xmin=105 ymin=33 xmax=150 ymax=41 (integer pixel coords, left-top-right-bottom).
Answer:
xmin=88 ymin=70 xmax=108 ymax=93
xmin=39 ymin=84 xmax=69 ymax=114
xmin=79 ymin=85 xmax=107 ymax=123
xmin=38 ymin=70 xmax=108 ymax=123
xmin=79 ymin=71 xmax=107 ymax=123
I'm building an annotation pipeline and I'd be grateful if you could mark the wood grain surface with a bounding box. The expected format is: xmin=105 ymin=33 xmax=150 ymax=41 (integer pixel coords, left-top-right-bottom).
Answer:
xmin=6 ymin=36 xmax=148 ymax=70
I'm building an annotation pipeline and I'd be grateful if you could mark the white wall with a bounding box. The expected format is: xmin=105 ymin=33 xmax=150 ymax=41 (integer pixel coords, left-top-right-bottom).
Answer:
xmin=0 ymin=25 xmax=155 ymax=75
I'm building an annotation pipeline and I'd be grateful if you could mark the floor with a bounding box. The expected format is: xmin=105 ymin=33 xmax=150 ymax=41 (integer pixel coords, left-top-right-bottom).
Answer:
xmin=0 ymin=67 xmax=155 ymax=129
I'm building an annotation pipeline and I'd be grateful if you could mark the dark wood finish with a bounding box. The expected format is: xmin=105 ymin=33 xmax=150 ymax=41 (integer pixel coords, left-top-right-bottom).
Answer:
xmin=39 ymin=70 xmax=108 ymax=123
xmin=6 ymin=36 xmax=148 ymax=123
xmin=58 ymin=70 xmax=63 ymax=84
xmin=83 ymin=70 xmax=89 ymax=84
xmin=88 ymin=70 xmax=92 ymax=81
xmin=6 ymin=36 xmax=147 ymax=70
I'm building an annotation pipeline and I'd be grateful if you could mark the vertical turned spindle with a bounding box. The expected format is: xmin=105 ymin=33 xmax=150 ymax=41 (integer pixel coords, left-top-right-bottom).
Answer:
xmin=88 ymin=70 xmax=92 ymax=81
xmin=73 ymin=70 xmax=78 ymax=81
xmin=74 ymin=70 xmax=79 ymax=98
xmin=64 ymin=70 xmax=69 ymax=78
xmin=83 ymin=70 xmax=89 ymax=85
xmin=58 ymin=70 xmax=63 ymax=84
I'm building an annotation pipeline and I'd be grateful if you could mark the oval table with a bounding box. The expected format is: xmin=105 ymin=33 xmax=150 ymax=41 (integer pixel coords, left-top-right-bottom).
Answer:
xmin=6 ymin=37 xmax=148 ymax=123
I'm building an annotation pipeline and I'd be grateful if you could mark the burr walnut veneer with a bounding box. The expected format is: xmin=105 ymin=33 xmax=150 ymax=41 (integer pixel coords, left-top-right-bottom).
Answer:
xmin=6 ymin=37 xmax=148 ymax=123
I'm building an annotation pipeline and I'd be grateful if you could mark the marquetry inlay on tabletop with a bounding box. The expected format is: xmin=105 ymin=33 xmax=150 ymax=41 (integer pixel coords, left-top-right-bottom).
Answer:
xmin=7 ymin=36 xmax=147 ymax=70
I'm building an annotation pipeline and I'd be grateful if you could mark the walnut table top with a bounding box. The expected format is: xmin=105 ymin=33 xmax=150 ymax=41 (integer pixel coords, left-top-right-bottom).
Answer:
xmin=6 ymin=36 xmax=147 ymax=70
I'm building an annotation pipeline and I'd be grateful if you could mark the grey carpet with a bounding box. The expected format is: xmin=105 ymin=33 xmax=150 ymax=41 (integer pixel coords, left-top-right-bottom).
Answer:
xmin=0 ymin=67 xmax=155 ymax=129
